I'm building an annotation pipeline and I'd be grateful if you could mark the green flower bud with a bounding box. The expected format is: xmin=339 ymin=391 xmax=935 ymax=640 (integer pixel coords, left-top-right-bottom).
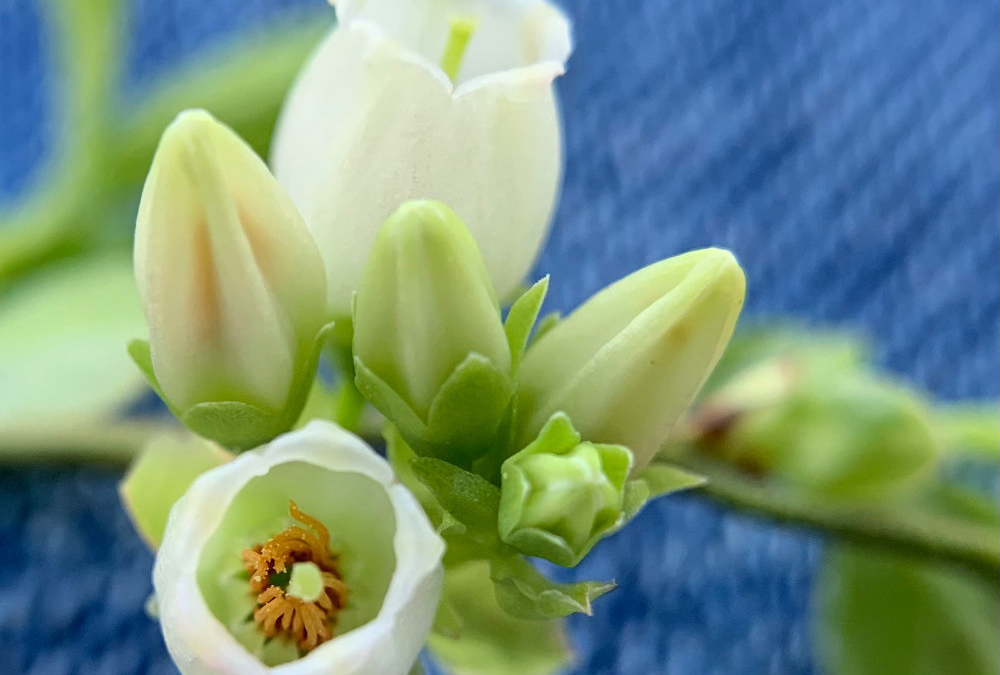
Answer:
xmin=704 ymin=363 xmax=941 ymax=500
xmin=353 ymin=200 xmax=514 ymax=464
xmin=131 ymin=109 xmax=333 ymax=450
xmin=514 ymin=248 xmax=746 ymax=472
xmin=499 ymin=413 xmax=632 ymax=567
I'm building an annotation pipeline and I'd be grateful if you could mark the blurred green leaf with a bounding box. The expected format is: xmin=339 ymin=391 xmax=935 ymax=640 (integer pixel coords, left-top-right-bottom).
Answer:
xmin=0 ymin=254 xmax=146 ymax=426
xmin=120 ymin=431 xmax=232 ymax=548
xmin=429 ymin=560 xmax=572 ymax=675
xmin=1 ymin=15 xmax=327 ymax=294
xmin=112 ymin=19 xmax=329 ymax=185
xmin=934 ymin=404 xmax=1000 ymax=461
xmin=817 ymin=543 xmax=999 ymax=675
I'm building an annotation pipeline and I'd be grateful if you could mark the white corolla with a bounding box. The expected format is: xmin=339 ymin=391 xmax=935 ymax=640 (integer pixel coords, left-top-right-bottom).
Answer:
xmin=153 ymin=421 xmax=445 ymax=675
xmin=271 ymin=0 xmax=573 ymax=315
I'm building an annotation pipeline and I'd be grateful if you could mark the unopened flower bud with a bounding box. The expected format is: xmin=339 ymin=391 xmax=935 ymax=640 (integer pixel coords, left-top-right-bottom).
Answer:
xmin=499 ymin=413 xmax=631 ymax=566
xmin=353 ymin=200 xmax=513 ymax=464
xmin=132 ymin=109 xmax=332 ymax=449
xmin=514 ymin=248 xmax=746 ymax=471
xmin=702 ymin=361 xmax=941 ymax=500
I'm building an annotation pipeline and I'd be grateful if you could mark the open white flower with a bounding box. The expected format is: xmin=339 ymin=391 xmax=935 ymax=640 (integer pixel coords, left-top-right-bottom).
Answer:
xmin=154 ymin=420 xmax=445 ymax=675
xmin=271 ymin=0 xmax=573 ymax=315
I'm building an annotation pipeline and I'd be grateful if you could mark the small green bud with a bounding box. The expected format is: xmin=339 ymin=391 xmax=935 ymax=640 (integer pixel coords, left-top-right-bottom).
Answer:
xmin=499 ymin=413 xmax=632 ymax=567
xmin=515 ymin=248 xmax=746 ymax=472
xmin=701 ymin=359 xmax=941 ymax=500
xmin=353 ymin=200 xmax=514 ymax=464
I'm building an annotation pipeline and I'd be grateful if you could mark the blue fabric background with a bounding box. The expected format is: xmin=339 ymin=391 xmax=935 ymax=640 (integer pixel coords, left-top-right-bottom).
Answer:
xmin=1 ymin=0 xmax=997 ymax=673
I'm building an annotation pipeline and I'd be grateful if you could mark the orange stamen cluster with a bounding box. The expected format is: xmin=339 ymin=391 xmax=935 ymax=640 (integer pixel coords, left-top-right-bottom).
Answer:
xmin=241 ymin=501 xmax=348 ymax=652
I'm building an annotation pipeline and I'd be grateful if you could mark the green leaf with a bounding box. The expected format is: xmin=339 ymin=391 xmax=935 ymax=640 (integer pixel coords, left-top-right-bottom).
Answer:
xmin=504 ymin=276 xmax=549 ymax=373
xmin=428 ymin=560 xmax=572 ymax=675
xmin=0 ymin=255 xmax=146 ymax=427
xmin=817 ymin=544 xmax=999 ymax=675
xmin=489 ymin=555 xmax=615 ymax=620
xmin=933 ymin=403 xmax=999 ymax=461
xmin=410 ymin=457 xmax=501 ymax=543
xmin=119 ymin=431 xmax=232 ymax=548
xmin=623 ymin=462 xmax=705 ymax=521
xmin=112 ymin=18 xmax=329 ymax=182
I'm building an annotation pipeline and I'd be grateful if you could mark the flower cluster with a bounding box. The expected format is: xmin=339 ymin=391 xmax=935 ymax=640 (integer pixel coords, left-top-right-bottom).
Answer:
xmin=120 ymin=1 xmax=747 ymax=674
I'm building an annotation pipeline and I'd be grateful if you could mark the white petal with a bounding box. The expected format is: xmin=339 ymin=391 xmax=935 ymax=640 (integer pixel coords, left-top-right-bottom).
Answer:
xmin=135 ymin=111 xmax=327 ymax=412
xmin=154 ymin=421 xmax=445 ymax=675
xmin=517 ymin=250 xmax=746 ymax=470
xmin=332 ymin=0 xmax=571 ymax=85
xmin=272 ymin=22 xmax=564 ymax=314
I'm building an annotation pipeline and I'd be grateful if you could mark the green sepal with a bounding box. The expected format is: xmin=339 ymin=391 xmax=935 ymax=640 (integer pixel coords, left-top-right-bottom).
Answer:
xmin=410 ymin=456 xmax=502 ymax=544
xmin=428 ymin=560 xmax=572 ymax=675
xmin=425 ymin=353 xmax=515 ymax=464
xmin=127 ymin=338 xmax=173 ymax=413
xmin=354 ymin=356 xmax=428 ymax=438
xmin=129 ymin=322 xmax=335 ymax=450
xmin=385 ymin=425 xmax=466 ymax=537
xmin=357 ymin=352 xmax=514 ymax=465
xmin=622 ymin=462 xmax=706 ymax=521
xmin=489 ymin=554 xmax=615 ymax=620
xmin=531 ymin=311 xmax=562 ymax=345
xmin=518 ymin=411 xmax=580 ymax=452
xmin=504 ymin=276 xmax=549 ymax=373
xmin=119 ymin=431 xmax=233 ymax=549
xmin=498 ymin=413 xmax=632 ymax=567
xmin=432 ymin=595 xmax=465 ymax=640
xmin=180 ymin=401 xmax=286 ymax=451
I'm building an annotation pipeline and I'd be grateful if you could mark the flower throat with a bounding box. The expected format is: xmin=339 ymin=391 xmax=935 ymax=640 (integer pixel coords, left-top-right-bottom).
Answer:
xmin=241 ymin=501 xmax=348 ymax=652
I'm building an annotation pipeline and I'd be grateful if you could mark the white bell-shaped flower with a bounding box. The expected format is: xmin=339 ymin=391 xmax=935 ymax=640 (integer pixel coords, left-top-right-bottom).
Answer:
xmin=154 ymin=420 xmax=445 ymax=675
xmin=271 ymin=0 xmax=573 ymax=315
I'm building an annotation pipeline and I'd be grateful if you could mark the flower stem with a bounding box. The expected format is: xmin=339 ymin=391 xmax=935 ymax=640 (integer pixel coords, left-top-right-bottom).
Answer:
xmin=678 ymin=455 xmax=1000 ymax=583
xmin=440 ymin=16 xmax=478 ymax=83
xmin=334 ymin=378 xmax=367 ymax=433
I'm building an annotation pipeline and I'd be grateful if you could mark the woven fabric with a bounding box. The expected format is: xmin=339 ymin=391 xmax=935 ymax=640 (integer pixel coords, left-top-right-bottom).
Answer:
xmin=0 ymin=0 xmax=997 ymax=673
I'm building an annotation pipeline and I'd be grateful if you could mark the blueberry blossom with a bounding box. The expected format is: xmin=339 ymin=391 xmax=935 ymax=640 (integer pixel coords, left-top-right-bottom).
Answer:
xmin=514 ymin=248 xmax=746 ymax=472
xmin=154 ymin=420 xmax=445 ymax=674
xmin=131 ymin=110 xmax=332 ymax=449
xmin=271 ymin=0 xmax=573 ymax=316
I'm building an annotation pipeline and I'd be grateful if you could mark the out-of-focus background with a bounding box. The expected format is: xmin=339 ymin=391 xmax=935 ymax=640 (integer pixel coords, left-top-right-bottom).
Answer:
xmin=0 ymin=0 xmax=997 ymax=674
